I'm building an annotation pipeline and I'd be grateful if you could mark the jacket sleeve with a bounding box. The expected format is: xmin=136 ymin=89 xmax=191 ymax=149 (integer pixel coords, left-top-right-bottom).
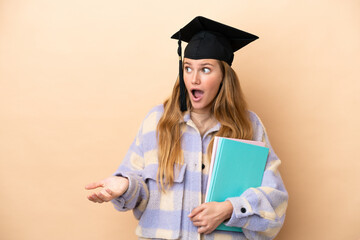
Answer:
xmin=224 ymin=113 xmax=289 ymax=239
xmin=110 ymin=109 xmax=156 ymax=220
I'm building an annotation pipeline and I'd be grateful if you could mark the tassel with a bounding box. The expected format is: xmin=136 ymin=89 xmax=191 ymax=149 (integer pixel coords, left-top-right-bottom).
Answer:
xmin=178 ymin=30 xmax=187 ymax=112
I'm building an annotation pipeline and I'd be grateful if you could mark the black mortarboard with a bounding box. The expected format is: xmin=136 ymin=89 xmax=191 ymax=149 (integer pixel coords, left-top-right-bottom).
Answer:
xmin=171 ymin=16 xmax=259 ymax=112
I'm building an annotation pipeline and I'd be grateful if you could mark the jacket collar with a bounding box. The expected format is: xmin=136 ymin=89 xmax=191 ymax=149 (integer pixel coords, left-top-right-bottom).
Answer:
xmin=181 ymin=111 xmax=221 ymax=136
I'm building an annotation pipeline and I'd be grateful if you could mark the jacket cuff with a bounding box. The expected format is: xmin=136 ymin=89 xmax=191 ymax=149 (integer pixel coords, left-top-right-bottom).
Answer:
xmin=225 ymin=196 xmax=253 ymax=227
xmin=111 ymin=173 xmax=137 ymax=210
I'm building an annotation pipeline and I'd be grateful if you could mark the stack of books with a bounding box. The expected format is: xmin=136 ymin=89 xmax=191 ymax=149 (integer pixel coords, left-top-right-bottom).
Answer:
xmin=205 ymin=137 xmax=269 ymax=232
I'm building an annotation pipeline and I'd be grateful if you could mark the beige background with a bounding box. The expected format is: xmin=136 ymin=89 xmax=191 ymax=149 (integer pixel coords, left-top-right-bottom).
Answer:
xmin=1 ymin=0 xmax=359 ymax=239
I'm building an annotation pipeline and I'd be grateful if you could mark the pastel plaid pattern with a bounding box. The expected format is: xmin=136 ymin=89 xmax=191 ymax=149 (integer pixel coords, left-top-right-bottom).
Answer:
xmin=111 ymin=105 xmax=288 ymax=240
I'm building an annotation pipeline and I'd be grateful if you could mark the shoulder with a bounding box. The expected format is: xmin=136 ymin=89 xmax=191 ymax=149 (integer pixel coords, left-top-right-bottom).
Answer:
xmin=248 ymin=111 xmax=261 ymax=125
xmin=147 ymin=104 xmax=164 ymax=115
xmin=143 ymin=104 xmax=164 ymax=122
xmin=248 ymin=110 xmax=265 ymax=129
xmin=248 ymin=110 xmax=266 ymax=141
xmin=139 ymin=104 xmax=164 ymax=134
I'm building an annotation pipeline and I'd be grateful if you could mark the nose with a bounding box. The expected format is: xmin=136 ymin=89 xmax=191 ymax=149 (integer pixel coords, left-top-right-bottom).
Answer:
xmin=191 ymin=71 xmax=201 ymax=85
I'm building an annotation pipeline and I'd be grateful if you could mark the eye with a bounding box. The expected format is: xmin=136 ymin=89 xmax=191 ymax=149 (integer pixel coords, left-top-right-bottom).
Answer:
xmin=203 ymin=67 xmax=210 ymax=73
xmin=184 ymin=67 xmax=192 ymax=73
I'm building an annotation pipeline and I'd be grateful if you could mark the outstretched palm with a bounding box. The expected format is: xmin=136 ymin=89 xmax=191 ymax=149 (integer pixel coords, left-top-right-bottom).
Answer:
xmin=85 ymin=176 xmax=129 ymax=203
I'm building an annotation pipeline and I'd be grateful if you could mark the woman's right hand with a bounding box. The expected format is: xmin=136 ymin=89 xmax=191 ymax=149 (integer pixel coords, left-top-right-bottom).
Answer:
xmin=85 ymin=176 xmax=129 ymax=203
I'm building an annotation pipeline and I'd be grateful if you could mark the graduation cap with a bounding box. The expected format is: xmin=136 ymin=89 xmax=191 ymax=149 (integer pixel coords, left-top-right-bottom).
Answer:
xmin=171 ymin=16 xmax=258 ymax=112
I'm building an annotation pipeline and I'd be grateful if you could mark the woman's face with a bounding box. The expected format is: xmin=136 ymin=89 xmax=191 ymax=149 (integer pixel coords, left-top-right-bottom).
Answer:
xmin=183 ymin=58 xmax=223 ymax=114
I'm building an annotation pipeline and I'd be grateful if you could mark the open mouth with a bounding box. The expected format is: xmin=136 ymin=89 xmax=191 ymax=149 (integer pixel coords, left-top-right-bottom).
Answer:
xmin=191 ymin=89 xmax=204 ymax=99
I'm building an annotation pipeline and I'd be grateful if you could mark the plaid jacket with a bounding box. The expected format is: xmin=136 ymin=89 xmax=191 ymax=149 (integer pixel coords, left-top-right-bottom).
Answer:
xmin=111 ymin=105 xmax=288 ymax=240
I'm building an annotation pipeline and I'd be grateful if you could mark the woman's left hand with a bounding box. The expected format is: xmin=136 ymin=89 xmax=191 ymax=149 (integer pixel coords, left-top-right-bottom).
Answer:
xmin=188 ymin=201 xmax=233 ymax=234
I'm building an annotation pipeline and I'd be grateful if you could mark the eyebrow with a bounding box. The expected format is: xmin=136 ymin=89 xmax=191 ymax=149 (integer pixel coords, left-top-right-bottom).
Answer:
xmin=200 ymin=63 xmax=214 ymax=67
xmin=183 ymin=61 xmax=214 ymax=67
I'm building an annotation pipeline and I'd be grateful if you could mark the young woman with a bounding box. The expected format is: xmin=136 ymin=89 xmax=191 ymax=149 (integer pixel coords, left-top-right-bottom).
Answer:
xmin=85 ymin=16 xmax=288 ymax=240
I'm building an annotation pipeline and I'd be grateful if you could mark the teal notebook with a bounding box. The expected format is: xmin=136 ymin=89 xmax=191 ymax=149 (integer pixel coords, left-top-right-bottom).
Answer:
xmin=205 ymin=137 xmax=269 ymax=232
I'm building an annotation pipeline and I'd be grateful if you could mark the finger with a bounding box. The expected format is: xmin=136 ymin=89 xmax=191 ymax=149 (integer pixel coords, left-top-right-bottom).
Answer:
xmin=87 ymin=194 xmax=96 ymax=202
xmin=85 ymin=181 xmax=103 ymax=190
xmin=94 ymin=194 xmax=104 ymax=203
xmin=97 ymin=189 xmax=113 ymax=202
xmin=189 ymin=210 xmax=205 ymax=222
xmin=88 ymin=193 xmax=101 ymax=203
xmin=105 ymin=187 xmax=115 ymax=196
xmin=198 ymin=226 xmax=208 ymax=234
xmin=192 ymin=221 xmax=203 ymax=227
xmin=188 ymin=205 xmax=205 ymax=218
xmin=190 ymin=214 xmax=202 ymax=223
xmin=88 ymin=193 xmax=98 ymax=203
xmin=204 ymin=226 xmax=216 ymax=235
xmin=88 ymin=193 xmax=104 ymax=203
xmin=190 ymin=213 xmax=203 ymax=222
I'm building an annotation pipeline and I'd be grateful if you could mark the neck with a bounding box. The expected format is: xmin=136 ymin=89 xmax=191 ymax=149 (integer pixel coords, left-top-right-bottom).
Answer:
xmin=190 ymin=110 xmax=217 ymax=136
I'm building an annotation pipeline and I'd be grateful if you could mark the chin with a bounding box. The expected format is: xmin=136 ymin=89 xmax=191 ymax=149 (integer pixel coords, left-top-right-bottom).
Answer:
xmin=190 ymin=102 xmax=211 ymax=113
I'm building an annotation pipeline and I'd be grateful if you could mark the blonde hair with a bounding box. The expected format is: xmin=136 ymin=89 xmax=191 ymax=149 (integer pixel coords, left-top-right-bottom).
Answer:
xmin=156 ymin=61 xmax=253 ymax=191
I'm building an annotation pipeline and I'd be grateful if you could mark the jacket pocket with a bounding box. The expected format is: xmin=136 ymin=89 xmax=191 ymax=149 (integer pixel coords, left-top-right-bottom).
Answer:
xmin=142 ymin=163 xmax=186 ymax=183
xmin=136 ymin=163 xmax=187 ymax=239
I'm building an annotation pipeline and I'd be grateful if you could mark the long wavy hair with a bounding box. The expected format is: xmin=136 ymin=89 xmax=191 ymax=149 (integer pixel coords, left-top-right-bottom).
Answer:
xmin=156 ymin=60 xmax=253 ymax=191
